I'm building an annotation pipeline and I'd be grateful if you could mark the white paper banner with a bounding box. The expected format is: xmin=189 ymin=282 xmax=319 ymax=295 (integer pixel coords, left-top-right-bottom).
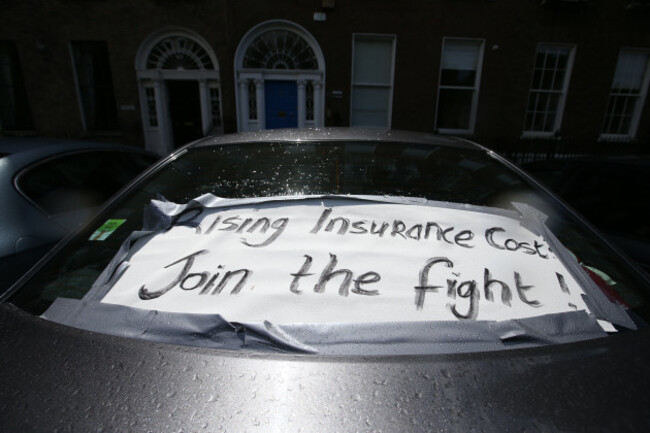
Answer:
xmin=101 ymin=200 xmax=591 ymax=324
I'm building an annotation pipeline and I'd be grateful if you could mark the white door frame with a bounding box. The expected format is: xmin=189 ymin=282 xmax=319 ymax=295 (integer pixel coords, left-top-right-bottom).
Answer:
xmin=234 ymin=20 xmax=326 ymax=132
xmin=135 ymin=27 xmax=222 ymax=154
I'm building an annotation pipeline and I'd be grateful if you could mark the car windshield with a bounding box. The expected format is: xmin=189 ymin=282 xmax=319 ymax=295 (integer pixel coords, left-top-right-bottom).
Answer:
xmin=6 ymin=139 xmax=650 ymax=355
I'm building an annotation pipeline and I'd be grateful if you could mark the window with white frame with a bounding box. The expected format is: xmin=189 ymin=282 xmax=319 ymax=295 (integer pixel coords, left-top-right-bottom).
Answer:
xmin=350 ymin=34 xmax=396 ymax=128
xmin=523 ymin=44 xmax=575 ymax=136
xmin=435 ymin=38 xmax=484 ymax=134
xmin=601 ymin=49 xmax=650 ymax=140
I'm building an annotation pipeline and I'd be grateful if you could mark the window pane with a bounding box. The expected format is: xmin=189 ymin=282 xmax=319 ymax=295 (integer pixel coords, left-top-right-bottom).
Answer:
xmin=0 ymin=41 xmax=33 ymax=130
xmin=305 ymin=81 xmax=314 ymax=122
xmin=353 ymin=38 xmax=393 ymax=84
xmin=350 ymin=86 xmax=390 ymax=127
xmin=546 ymin=49 xmax=560 ymax=70
xmin=551 ymin=67 xmax=566 ymax=91
xmin=541 ymin=68 xmax=554 ymax=90
xmin=441 ymin=40 xmax=480 ymax=71
xmin=612 ymin=51 xmax=649 ymax=93
xmin=210 ymin=87 xmax=222 ymax=128
xmin=531 ymin=69 xmax=543 ymax=90
xmin=440 ymin=40 xmax=481 ymax=87
xmin=603 ymin=95 xmax=635 ymax=135
xmin=525 ymin=91 xmax=560 ymax=132
xmin=0 ymin=86 xmax=15 ymax=125
xmin=71 ymin=41 xmax=119 ymax=131
xmin=556 ymin=50 xmax=568 ymax=70
xmin=247 ymin=80 xmax=257 ymax=120
xmin=436 ymin=88 xmax=473 ymax=130
xmin=440 ymin=69 xmax=476 ymax=87
xmin=535 ymin=45 xmax=571 ymax=92
xmin=145 ymin=87 xmax=158 ymax=127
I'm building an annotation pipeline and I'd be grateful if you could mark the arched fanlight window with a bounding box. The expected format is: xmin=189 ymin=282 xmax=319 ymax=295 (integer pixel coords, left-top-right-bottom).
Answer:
xmin=146 ymin=36 xmax=214 ymax=70
xmin=242 ymin=30 xmax=318 ymax=70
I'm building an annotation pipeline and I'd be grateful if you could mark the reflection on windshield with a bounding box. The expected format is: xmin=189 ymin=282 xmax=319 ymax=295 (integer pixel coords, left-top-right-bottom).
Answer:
xmin=149 ymin=142 xmax=526 ymax=207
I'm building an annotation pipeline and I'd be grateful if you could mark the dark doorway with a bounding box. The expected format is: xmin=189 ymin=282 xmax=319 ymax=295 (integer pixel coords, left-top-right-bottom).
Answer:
xmin=264 ymin=80 xmax=298 ymax=129
xmin=167 ymin=80 xmax=203 ymax=148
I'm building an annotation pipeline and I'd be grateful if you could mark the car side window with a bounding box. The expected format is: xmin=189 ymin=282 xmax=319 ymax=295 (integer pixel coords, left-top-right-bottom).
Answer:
xmin=16 ymin=151 xmax=155 ymax=216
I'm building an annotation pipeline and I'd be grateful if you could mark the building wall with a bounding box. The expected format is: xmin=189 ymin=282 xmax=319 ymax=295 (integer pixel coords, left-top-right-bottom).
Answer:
xmin=2 ymin=0 xmax=649 ymax=157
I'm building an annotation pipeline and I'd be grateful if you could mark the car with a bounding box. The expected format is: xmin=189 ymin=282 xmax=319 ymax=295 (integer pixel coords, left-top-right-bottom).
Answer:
xmin=523 ymin=156 xmax=650 ymax=274
xmin=0 ymin=138 xmax=159 ymax=291
xmin=1 ymin=129 xmax=649 ymax=431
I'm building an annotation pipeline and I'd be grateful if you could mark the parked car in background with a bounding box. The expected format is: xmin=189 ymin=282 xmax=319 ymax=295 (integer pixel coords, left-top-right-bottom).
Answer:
xmin=1 ymin=129 xmax=649 ymax=431
xmin=523 ymin=156 xmax=650 ymax=273
xmin=0 ymin=138 xmax=158 ymax=291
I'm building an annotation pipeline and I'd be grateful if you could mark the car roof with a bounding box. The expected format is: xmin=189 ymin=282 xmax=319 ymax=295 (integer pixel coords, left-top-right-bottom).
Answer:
xmin=190 ymin=128 xmax=481 ymax=150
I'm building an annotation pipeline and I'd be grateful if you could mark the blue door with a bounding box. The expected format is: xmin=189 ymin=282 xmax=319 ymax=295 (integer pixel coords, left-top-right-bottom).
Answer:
xmin=264 ymin=80 xmax=298 ymax=129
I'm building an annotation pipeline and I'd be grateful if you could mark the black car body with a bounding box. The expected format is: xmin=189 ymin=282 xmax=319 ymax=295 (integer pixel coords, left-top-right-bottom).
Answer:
xmin=1 ymin=129 xmax=649 ymax=432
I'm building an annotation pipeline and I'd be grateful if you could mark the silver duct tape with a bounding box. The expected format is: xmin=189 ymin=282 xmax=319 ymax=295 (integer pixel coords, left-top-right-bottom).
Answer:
xmin=43 ymin=298 xmax=606 ymax=355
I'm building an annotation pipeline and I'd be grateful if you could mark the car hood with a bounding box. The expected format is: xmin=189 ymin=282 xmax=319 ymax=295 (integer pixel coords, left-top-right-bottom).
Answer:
xmin=1 ymin=303 xmax=649 ymax=432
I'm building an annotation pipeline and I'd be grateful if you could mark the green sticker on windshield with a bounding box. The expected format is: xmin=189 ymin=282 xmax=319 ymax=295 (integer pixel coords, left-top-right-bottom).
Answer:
xmin=89 ymin=219 xmax=126 ymax=241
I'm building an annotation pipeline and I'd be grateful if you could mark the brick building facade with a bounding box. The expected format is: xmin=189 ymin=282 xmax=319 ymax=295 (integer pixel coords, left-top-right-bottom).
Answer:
xmin=2 ymin=0 xmax=649 ymax=160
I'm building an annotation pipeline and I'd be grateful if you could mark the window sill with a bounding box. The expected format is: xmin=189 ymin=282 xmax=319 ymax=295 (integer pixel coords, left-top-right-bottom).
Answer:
xmin=436 ymin=128 xmax=474 ymax=136
xmin=0 ymin=129 xmax=38 ymax=137
xmin=597 ymin=134 xmax=636 ymax=143
xmin=520 ymin=131 xmax=561 ymax=140
xmin=80 ymin=130 xmax=124 ymax=138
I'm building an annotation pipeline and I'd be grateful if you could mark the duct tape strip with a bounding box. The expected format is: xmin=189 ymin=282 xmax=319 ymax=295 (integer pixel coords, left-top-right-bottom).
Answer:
xmin=43 ymin=298 xmax=606 ymax=355
xmin=510 ymin=202 xmax=635 ymax=330
xmin=540 ymin=225 xmax=635 ymax=330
